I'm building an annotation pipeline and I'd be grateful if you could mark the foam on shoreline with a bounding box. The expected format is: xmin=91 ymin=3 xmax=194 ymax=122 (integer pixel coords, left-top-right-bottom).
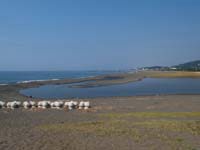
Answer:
xmin=0 ymin=84 xmax=8 ymax=86
xmin=17 ymin=79 xmax=59 ymax=84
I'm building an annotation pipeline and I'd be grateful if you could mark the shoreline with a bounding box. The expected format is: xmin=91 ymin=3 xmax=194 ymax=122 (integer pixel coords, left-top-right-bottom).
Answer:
xmin=1 ymin=70 xmax=200 ymax=101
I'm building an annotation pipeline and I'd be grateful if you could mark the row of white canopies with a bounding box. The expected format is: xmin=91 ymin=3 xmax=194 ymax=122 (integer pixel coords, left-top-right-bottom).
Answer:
xmin=0 ymin=100 xmax=90 ymax=110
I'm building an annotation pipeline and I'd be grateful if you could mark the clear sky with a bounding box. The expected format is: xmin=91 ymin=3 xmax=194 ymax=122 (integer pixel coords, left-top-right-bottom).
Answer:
xmin=0 ymin=0 xmax=200 ymax=71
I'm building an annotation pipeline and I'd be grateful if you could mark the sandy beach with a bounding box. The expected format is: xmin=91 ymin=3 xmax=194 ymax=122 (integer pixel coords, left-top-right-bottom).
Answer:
xmin=0 ymin=71 xmax=200 ymax=150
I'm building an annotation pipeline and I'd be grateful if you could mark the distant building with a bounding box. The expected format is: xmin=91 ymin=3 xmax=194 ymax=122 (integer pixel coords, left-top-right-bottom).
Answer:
xmin=170 ymin=67 xmax=177 ymax=70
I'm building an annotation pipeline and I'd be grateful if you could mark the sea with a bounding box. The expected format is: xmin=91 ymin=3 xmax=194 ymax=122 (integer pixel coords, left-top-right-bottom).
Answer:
xmin=0 ymin=71 xmax=118 ymax=85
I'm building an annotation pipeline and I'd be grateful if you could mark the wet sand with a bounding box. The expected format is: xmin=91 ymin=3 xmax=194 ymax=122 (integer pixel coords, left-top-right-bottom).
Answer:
xmin=0 ymin=71 xmax=200 ymax=150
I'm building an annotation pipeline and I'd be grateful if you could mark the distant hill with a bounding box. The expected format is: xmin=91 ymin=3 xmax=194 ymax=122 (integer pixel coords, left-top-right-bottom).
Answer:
xmin=139 ymin=60 xmax=200 ymax=71
xmin=173 ymin=60 xmax=200 ymax=71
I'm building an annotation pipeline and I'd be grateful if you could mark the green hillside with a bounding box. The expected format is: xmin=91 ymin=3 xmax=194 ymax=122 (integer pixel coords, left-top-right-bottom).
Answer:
xmin=173 ymin=60 xmax=200 ymax=71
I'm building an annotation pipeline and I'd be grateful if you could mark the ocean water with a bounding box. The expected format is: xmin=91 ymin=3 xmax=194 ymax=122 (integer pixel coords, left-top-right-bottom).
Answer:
xmin=0 ymin=71 xmax=118 ymax=85
xmin=21 ymin=78 xmax=200 ymax=99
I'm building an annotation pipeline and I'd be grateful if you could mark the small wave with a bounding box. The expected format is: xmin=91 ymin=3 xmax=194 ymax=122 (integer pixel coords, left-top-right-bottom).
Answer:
xmin=51 ymin=79 xmax=59 ymax=81
xmin=17 ymin=79 xmax=60 ymax=84
xmin=0 ymin=84 xmax=8 ymax=86
xmin=77 ymin=75 xmax=95 ymax=79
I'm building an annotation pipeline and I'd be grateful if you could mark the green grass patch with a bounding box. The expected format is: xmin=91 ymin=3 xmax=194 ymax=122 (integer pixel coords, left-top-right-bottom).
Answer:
xmin=38 ymin=112 xmax=200 ymax=150
xmin=39 ymin=120 xmax=142 ymax=142
xmin=133 ymin=120 xmax=200 ymax=135
xmin=39 ymin=112 xmax=200 ymax=136
xmin=100 ymin=112 xmax=200 ymax=119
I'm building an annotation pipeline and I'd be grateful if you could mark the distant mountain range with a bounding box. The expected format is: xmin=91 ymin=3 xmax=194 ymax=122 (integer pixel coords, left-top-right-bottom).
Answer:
xmin=140 ymin=60 xmax=200 ymax=71
xmin=173 ymin=60 xmax=200 ymax=71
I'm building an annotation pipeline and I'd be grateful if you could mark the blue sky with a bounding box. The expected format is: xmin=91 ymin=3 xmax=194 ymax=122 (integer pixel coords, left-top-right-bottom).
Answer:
xmin=0 ymin=0 xmax=200 ymax=70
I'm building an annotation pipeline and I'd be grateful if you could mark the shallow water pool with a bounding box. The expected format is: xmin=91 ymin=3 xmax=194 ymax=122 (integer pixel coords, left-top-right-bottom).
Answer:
xmin=20 ymin=78 xmax=200 ymax=99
